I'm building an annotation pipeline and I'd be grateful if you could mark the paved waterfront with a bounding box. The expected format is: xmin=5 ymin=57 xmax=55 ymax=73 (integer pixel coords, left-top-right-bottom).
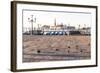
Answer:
xmin=23 ymin=35 xmax=91 ymax=62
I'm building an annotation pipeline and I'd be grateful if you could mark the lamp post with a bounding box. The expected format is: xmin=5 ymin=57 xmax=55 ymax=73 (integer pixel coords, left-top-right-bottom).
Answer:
xmin=28 ymin=15 xmax=36 ymax=35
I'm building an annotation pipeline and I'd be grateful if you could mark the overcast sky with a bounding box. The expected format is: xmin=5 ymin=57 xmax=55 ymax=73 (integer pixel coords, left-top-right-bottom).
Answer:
xmin=23 ymin=10 xmax=92 ymax=29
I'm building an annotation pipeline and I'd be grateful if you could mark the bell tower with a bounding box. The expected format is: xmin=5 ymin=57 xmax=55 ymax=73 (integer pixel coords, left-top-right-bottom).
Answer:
xmin=54 ymin=18 xmax=56 ymax=30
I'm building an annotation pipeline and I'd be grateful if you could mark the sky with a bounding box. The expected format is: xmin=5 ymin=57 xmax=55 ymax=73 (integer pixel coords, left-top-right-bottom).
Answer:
xmin=23 ymin=10 xmax=92 ymax=30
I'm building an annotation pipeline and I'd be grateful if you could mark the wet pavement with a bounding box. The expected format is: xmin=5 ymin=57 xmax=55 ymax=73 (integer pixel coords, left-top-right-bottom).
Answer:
xmin=23 ymin=35 xmax=91 ymax=62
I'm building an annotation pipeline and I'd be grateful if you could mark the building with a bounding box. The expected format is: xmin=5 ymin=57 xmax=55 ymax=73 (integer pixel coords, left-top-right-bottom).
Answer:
xmin=80 ymin=27 xmax=91 ymax=35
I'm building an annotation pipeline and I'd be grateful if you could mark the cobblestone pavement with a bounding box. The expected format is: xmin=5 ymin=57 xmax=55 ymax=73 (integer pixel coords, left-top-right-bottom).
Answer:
xmin=23 ymin=35 xmax=91 ymax=62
